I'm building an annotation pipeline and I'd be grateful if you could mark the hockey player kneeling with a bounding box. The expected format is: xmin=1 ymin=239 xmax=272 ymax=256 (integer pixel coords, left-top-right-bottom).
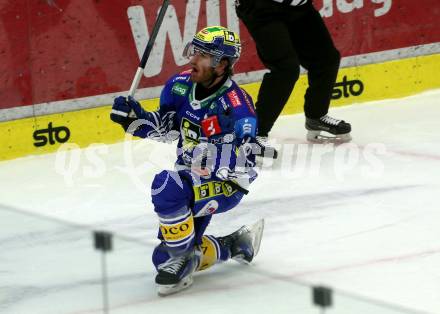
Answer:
xmin=111 ymin=26 xmax=264 ymax=296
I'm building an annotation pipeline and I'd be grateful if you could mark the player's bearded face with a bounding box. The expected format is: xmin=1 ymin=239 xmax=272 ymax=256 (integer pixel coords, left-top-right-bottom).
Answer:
xmin=189 ymin=53 xmax=217 ymax=85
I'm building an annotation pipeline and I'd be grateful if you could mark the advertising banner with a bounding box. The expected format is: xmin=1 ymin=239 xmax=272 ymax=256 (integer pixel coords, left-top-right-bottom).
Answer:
xmin=1 ymin=0 xmax=439 ymax=112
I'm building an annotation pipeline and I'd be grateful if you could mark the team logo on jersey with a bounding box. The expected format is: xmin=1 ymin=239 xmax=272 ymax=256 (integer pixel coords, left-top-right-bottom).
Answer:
xmin=181 ymin=118 xmax=201 ymax=145
xmin=227 ymin=90 xmax=241 ymax=107
xmin=172 ymin=82 xmax=189 ymax=96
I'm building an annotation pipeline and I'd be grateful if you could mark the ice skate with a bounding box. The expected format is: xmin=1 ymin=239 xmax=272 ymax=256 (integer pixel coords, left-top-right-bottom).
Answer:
xmin=306 ymin=115 xmax=352 ymax=143
xmin=255 ymin=136 xmax=278 ymax=159
xmin=156 ymin=252 xmax=199 ymax=296
xmin=218 ymin=219 xmax=265 ymax=264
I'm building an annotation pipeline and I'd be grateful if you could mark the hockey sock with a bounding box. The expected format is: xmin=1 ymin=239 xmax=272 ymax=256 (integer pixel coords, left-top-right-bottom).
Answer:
xmin=159 ymin=208 xmax=195 ymax=255
xmin=197 ymin=235 xmax=229 ymax=271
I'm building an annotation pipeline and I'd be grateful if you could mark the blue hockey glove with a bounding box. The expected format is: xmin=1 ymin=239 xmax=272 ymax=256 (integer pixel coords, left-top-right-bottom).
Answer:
xmin=127 ymin=96 xmax=147 ymax=119
xmin=110 ymin=96 xmax=132 ymax=124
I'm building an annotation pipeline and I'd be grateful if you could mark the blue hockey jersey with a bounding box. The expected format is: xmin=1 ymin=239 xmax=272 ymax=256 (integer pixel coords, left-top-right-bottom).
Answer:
xmin=130 ymin=71 xmax=258 ymax=188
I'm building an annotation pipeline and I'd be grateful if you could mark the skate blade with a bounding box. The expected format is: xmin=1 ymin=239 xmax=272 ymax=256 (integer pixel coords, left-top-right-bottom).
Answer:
xmin=249 ymin=219 xmax=264 ymax=257
xmin=157 ymin=275 xmax=193 ymax=297
xmin=231 ymin=219 xmax=265 ymax=265
xmin=307 ymin=130 xmax=352 ymax=143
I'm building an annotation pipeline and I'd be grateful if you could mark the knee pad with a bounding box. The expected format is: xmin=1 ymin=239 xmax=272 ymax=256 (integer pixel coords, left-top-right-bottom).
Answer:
xmin=151 ymin=170 xmax=192 ymax=215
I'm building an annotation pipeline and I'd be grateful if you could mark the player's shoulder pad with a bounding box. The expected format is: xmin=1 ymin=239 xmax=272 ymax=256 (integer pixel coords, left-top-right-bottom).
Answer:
xmin=222 ymin=81 xmax=256 ymax=117
xmin=164 ymin=71 xmax=193 ymax=98
xmin=218 ymin=82 xmax=257 ymax=139
xmin=160 ymin=72 xmax=192 ymax=111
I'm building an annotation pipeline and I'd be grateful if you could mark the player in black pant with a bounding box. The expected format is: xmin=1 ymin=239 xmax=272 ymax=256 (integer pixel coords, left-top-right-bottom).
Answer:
xmin=236 ymin=0 xmax=352 ymax=158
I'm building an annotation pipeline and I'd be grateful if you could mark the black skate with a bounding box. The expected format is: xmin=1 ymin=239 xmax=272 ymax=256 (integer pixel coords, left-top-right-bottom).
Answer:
xmin=218 ymin=219 xmax=264 ymax=264
xmin=255 ymin=136 xmax=278 ymax=159
xmin=306 ymin=114 xmax=352 ymax=143
xmin=155 ymin=252 xmax=199 ymax=296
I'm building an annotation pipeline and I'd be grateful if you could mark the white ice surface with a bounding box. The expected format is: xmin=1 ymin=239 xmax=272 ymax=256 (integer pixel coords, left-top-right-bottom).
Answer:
xmin=1 ymin=90 xmax=440 ymax=314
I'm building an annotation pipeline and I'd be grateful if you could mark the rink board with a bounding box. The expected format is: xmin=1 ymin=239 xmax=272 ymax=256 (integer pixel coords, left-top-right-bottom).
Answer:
xmin=1 ymin=53 xmax=439 ymax=161
xmin=2 ymin=0 xmax=438 ymax=113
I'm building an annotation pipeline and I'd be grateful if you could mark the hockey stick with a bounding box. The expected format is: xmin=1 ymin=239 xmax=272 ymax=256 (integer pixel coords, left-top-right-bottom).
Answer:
xmin=128 ymin=0 xmax=170 ymax=98
xmin=227 ymin=180 xmax=249 ymax=195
